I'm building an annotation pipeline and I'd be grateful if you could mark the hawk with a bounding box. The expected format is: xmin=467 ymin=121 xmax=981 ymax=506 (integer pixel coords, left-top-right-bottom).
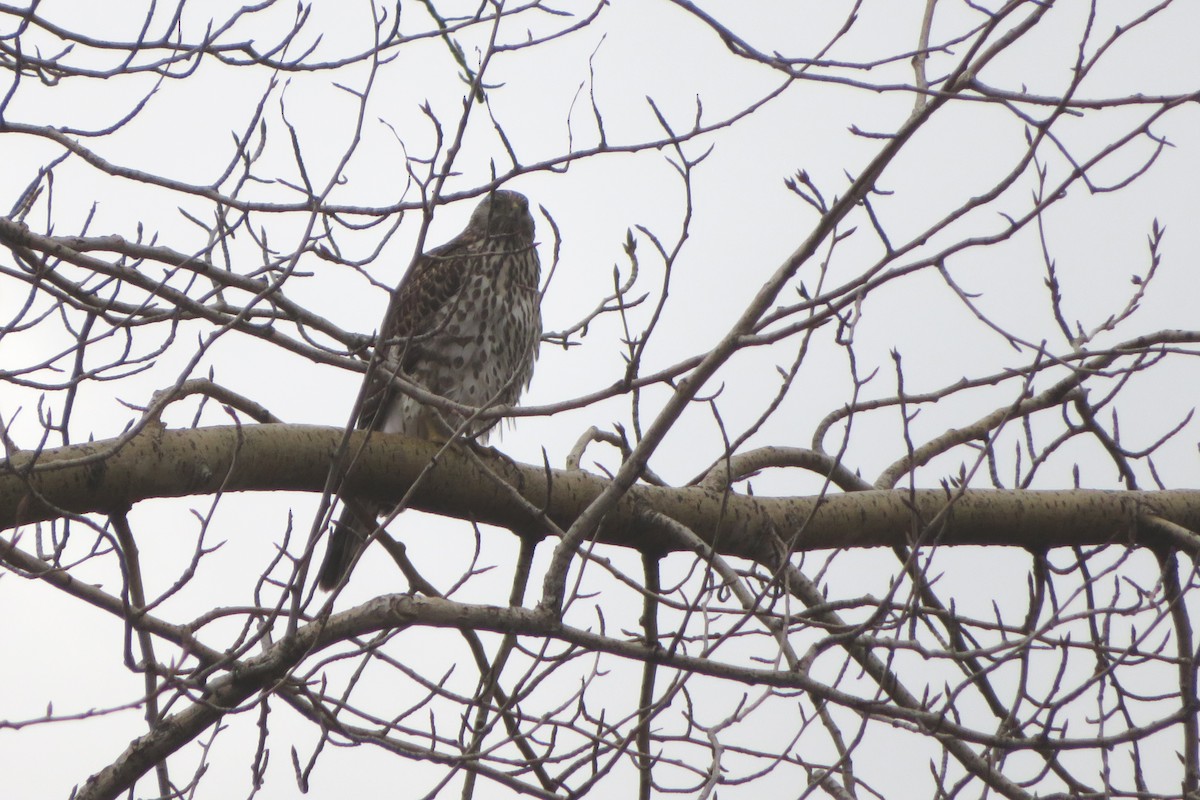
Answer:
xmin=317 ymin=190 xmax=542 ymax=590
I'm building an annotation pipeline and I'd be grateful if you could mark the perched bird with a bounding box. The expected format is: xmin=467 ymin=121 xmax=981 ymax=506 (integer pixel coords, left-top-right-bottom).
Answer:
xmin=317 ymin=190 xmax=542 ymax=590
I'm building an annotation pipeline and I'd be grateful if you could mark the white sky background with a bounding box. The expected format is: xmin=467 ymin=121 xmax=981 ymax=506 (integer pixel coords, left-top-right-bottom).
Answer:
xmin=1 ymin=0 xmax=1199 ymax=797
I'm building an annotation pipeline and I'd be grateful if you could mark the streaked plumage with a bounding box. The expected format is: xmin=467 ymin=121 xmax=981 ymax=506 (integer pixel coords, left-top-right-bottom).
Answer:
xmin=317 ymin=190 xmax=542 ymax=590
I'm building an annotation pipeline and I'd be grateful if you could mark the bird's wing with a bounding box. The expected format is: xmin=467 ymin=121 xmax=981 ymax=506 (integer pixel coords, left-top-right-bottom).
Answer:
xmin=355 ymin=235 xmax=478 ymax=431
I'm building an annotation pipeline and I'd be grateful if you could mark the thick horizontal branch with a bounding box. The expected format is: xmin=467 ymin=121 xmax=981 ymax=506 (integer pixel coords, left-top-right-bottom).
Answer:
xmin=2 ymin=424 xmax=1198 ymax=559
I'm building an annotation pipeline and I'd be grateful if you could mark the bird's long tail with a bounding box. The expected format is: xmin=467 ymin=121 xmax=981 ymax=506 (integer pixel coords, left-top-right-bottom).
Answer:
xmin=317 ymin=499 xmax=381 ymax=590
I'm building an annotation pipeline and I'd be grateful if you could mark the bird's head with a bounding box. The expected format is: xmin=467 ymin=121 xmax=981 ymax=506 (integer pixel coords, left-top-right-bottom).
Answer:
xmin=467 ymin=189 xmax=535 ymax=242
